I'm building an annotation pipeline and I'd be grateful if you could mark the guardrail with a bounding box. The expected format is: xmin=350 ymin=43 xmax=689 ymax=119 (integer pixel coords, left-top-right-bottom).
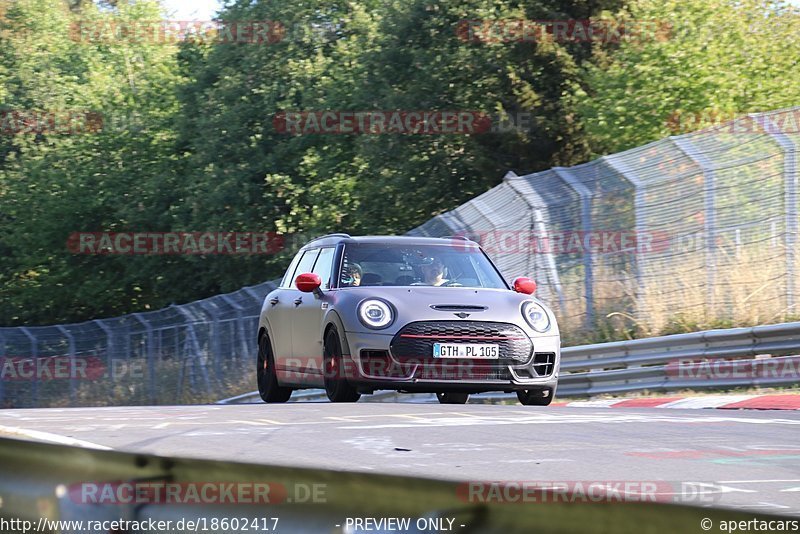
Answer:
xmin=0 ymin=436 xmax=778 ymax=533
xmin=221 ymin=321 xmax=800 ymax=404
xmin=558 ymin=322 xmax=800 ymax=397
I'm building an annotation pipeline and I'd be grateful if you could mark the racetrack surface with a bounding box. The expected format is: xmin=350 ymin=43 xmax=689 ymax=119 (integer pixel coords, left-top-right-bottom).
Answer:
xmin=1 ymin=403 xmax=799 ymax=516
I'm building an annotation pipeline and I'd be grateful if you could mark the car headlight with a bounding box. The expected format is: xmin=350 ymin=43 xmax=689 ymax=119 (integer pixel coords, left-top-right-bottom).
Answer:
xmin=358 ymin=299 xmax=394 ymax=329
xmin=522 ymin=301 xmax=550 ymax=333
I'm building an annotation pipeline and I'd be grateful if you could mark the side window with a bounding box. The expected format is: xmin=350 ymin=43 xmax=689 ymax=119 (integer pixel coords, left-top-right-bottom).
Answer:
xmin=280 ymin=251 xmax=305 ymax=288
xmin=291 ymin=249 xmax=320 ymax=289
xmin=311 ymin=248 xmax=335 ymax=289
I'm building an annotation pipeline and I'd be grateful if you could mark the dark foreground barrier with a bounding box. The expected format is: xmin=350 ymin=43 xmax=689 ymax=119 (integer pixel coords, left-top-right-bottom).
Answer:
xmin=0 ymin=436 xmax=792 ymax=533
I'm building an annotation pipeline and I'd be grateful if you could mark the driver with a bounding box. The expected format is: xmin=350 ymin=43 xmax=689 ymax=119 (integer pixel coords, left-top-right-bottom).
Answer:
xmin=341 ymin=262 xmax=362 ymax=287
xmin=420 ymin=257 xmax=449 ymax=286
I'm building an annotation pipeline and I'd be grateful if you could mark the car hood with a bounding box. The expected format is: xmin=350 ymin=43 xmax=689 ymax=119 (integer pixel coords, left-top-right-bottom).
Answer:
xmin=330 ymin=286 xmax=557 ymax=337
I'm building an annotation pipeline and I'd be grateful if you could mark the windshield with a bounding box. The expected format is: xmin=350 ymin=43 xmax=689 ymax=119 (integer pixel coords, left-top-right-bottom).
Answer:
xmin=338 ymin=243 xmax=507 ymax=289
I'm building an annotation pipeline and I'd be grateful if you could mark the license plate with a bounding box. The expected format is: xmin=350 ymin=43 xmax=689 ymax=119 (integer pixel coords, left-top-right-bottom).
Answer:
xmin=433 ymin=343 xmax=499 ymax=359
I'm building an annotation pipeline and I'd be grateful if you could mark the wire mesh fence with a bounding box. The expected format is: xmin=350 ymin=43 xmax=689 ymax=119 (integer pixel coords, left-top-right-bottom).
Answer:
xmin=409 ymin=107 xmax=800 ymax=336
xmin=1 ymin=107 xmax=797 ymax=407
xmin=0 ymin=281 xmax=276 ymax=408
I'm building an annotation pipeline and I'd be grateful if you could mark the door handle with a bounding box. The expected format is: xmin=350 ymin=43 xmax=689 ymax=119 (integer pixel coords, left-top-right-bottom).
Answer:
xmin=269 ymin=297 xmax=279 ymax=306
xmin=294 ymin=297 xmax=303 ymax=306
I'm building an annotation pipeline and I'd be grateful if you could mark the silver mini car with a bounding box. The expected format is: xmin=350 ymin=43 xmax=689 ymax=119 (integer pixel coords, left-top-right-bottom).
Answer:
xmin=256 ymin=234 xmax=560 ymax=405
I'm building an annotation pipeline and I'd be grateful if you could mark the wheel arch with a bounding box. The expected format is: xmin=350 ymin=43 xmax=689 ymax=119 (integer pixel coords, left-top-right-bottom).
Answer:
xmin=257 ymin=319 xmax=279 ymax=362
xmin=323 ymin=310 xmax=351 ymax=356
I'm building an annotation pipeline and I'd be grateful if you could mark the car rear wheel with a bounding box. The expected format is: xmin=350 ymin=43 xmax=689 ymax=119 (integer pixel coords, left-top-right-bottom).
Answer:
xmin=436 ymin=392 xmax=469 ymax=404
xmin=257 ymin=334 xmax=293 ymax=403
xmin=517 ymin=387 xmax=554 ymax=406
xmin=323 ymin=329 xmax=360 ymax=403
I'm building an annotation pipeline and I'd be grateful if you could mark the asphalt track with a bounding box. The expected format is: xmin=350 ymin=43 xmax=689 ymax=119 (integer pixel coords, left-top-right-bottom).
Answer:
xmin=1 ymin=403 xmax=799 ymax=516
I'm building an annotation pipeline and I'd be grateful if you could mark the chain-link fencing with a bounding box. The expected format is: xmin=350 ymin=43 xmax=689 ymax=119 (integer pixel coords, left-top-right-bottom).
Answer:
xmin=0 ymin=281 xmax=276 ymax=408
xmin=410 ymin=107 xmax=800 ymax=336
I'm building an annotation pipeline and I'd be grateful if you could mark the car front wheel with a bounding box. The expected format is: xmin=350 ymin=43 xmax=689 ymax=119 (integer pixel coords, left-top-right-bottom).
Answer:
xmin=517 ymin=387 xmax=554 ymax=406
xmin=257 ymin=334 xmax=293 ymax=403
xmin=323 ymin=329 xmax=361 ymax=403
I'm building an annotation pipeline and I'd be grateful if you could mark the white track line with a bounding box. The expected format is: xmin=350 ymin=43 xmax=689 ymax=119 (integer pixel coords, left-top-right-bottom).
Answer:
xmin=0 ymin=424 xmax=111 ymax=450
xmin=563 ymin=399 xmax=621 ymax=408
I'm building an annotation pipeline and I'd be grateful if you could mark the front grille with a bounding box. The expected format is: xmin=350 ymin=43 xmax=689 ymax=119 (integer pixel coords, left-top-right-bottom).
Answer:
xmin=390 ymin=321 xmax=532 ymax=363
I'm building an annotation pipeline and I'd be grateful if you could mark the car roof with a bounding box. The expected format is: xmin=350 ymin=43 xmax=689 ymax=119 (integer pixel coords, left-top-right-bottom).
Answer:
xmin=301 ymin=234 xmax=478 ymax=249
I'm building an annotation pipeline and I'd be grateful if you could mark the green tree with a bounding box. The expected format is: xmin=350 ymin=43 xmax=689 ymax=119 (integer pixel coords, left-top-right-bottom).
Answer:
xmin=0 ymin=0 xmax=184 ymax=324
xmin=577 ymin=0 xmax=800 ymax=154
xmin=173 ymin=0 xmax=619 ymax=290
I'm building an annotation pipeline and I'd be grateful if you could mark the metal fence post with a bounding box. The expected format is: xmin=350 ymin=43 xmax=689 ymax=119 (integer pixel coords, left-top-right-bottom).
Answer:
xmin=504 ymin=174 xmax=565 ymax=310
xmin=672 ymin=137 xmax=717 ymax=313
xmin=198 ymin=302 xmax=221 ymax=383
xmin=19 ymin=328 xmax=37 ymax=408
xmin=602 ymin=156 xmax=646 ymax=306
xmin=532 ymin=209 xmax=565 ymax=310
xmin=633 ymin=186 xmax=647 ymax=292
xmin=93 ymin=319 xmax=115 ymax=400
xmin=132 ymin=313 xmax=156 ymax=404
xmin=175 ymin=307 xmax=212 ymax=398
xmin=92 ymin=320 xmax=115 ymax=353
xmin=757 ymin=114 xmax=797 ymax=315
xmin=56 ymin=326 xmax=77 ymax=405
xmin=553 ymin=167 xmax=595 ymax=328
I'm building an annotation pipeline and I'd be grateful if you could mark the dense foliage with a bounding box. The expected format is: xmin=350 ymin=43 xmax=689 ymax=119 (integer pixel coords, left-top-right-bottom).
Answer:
xmin=0 ymin=0 xmax=797 ymax=325
xmin=578 ymin=0 xmax=800 ymax=154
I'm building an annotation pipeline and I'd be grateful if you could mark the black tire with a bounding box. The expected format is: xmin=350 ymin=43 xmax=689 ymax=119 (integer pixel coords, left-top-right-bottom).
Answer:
xmin=517 ymin=387 xmax=554 ymax=406
xmin=257 ymin=334 xmax=292 ymax=403
xmin=323 ymin=329 xmax=360 ymax=403
xmin=436 ymin=392 xmax=470 ymax=404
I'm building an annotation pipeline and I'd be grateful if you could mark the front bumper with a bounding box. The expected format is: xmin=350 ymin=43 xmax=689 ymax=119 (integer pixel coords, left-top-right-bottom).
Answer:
xmin=342 ymin=326 xmax=560 ymax=393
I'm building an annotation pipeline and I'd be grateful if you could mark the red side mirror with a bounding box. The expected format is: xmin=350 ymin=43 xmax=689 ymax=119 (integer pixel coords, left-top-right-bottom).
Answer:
xmin=513 ymin=277 xmax=537 ymax=295
xmin=295 ymin=272 xmax=322 ymax=293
